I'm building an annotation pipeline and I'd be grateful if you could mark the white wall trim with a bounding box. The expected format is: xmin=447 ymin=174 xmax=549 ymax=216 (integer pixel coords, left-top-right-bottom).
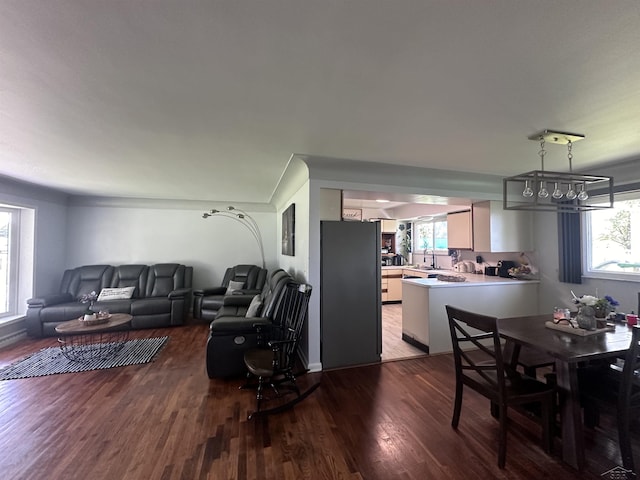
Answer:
xmin=0 ymin=329 xmax=27 ymax=350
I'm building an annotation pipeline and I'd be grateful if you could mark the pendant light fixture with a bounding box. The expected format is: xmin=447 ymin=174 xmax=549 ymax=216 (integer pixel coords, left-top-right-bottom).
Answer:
xmin=503 ymin=130 xmax=614 ymax=212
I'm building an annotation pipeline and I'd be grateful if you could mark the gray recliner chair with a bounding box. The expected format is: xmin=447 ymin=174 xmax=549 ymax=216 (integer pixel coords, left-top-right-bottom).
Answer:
xmin=206 ymin=269 xmax=293 ymax=378
xmin=193 ymin=264 xmax=267 ymax=321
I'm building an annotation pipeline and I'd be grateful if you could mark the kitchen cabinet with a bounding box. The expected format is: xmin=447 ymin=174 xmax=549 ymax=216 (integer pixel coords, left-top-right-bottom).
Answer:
xmin=401 ymin=275 xmax=539 ymax=354
xmin=381 ymin=268 xmax=403 ymax=302
xmin=472 ymin=200 xmax=533 ymax=252
xmin=381 ymin=219 xmax=397 ymax=233
xmin=447 ymin=210 xmax=473 ymax=249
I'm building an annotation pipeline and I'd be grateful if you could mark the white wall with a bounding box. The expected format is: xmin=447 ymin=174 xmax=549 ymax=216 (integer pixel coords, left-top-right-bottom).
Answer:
xmin=0 ymin=177 xmax=68 ymax=341
xmin=66 ymin=200 xmax=277 ymax=290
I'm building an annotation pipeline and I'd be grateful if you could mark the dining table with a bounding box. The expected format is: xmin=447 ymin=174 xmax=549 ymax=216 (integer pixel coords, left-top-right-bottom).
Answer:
xmin=498 ymin=314 xmax=633 ymax=470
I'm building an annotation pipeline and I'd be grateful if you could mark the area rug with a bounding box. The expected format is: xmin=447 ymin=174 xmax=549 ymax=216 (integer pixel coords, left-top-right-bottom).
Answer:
xmin=0 ymin=336 xmax=169 ymax=380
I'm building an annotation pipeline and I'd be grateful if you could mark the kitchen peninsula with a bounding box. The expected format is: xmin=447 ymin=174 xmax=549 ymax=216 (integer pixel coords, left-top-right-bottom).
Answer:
xmin=401 ymin=273 xmax=539 ymax=354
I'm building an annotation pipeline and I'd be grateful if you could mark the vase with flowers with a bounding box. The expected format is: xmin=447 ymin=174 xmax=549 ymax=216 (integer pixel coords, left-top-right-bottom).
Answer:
xmin=80 ymin=291 xmax=98 ymax=321
xmin=572 ymin=293 xmax=619 ymax=330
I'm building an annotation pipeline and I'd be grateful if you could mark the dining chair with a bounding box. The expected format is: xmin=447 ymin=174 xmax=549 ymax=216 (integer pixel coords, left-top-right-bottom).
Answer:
xmin=446 ymin=305 xmax=555 ymax=468
xmin=579 ymin=324 xmax=640 ymax=475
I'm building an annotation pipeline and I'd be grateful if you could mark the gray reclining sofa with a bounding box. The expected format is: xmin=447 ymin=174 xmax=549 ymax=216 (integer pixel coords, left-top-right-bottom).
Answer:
xmin=26 ymin=263 xmax=193 ymax=337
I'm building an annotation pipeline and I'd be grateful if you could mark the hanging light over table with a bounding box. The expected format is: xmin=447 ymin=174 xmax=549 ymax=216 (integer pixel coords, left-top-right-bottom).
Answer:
xmin=503 ymin=129 xmax=614 ymax=212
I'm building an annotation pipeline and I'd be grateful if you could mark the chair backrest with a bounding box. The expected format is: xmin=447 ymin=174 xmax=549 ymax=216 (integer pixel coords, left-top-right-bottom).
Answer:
xmin=260 ymin=269 xmax=293 ymax=319
xmin=221 ymin=264 xmax=268 ymax=290
xmin=446 ymin=305 xmax=507 ymax=399
xmin=270 ymin=282 xmax=313 ymax=369
xmin=618 ymin=324 xmax=640 ymax=409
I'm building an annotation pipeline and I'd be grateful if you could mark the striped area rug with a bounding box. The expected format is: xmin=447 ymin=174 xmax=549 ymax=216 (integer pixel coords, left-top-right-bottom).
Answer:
xmin=0 ymin=336 xmax=169 ymax=380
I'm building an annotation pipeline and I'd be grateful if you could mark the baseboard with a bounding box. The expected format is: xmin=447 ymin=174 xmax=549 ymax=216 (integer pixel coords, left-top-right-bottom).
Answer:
xmin=401 ymin=333 xmax=430 ymax=354
xmin=307 ymin=362 xmax=322 ymax=373
xmin=0 ymin=329 xmax=27 ymax=350
xmin=297 ymin=347 xmax=322 ymax=372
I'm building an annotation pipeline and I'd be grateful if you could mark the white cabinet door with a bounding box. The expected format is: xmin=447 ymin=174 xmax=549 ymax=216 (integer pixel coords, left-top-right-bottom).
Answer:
xmin=447 ymin=210 xmax=473 ymax=249
xmin=381 ymin=219 xmax=397 ymax=233
xmin=472 ymin=201 xmax=533 ymax=252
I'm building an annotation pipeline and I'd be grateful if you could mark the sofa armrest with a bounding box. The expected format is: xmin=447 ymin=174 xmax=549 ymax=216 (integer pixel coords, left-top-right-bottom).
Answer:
xmin=168 ymin=287 xmax=192 ymax=299
xmin=222 ymin=294 xmax=256 ymax=307
xmin=193 ymin=287 xmax=226 ymax=297
xmin=233 ymin=288 xmax=261 ymax=296
xmin=27 ymin=292 xmax=73 ymax=308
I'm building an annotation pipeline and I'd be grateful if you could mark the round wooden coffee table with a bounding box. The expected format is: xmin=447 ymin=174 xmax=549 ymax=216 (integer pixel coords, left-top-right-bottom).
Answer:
xmin=55 ymin=313 xmax=133 ymax=362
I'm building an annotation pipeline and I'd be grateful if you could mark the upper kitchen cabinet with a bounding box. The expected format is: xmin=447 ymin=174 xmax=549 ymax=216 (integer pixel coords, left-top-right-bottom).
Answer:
xmin=447 ymin=210 xmax=473 ymax=249
xmin=472 ymin=201 xmax=533 ymax=252
xmin=381 ymin=219 xmax=397 ymax=233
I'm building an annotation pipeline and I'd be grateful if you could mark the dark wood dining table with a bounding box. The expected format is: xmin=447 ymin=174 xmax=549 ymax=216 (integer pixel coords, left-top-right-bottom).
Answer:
xmin=498 ymin=314 xmax=633 ymax=470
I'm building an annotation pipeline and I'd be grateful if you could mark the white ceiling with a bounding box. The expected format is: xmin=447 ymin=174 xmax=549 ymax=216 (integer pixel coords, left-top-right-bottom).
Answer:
xmin=2 ymin=1 xmax=640 ymax=204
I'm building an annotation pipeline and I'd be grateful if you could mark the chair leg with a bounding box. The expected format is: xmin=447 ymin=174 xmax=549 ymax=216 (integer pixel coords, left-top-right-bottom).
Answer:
xmin=541 ymin=397 xmax=553 ymax=454
xmin=255 ymin=376 xmax=265 ymax=412
xmin=583 ymin=404 xmax=600 ymax=428
xmin=490 ymin=401 xmax=499 ymax=419
xmin=452 ymin=383 xmax=463 ymax=428
xmin=618 ymin=406 xmax=636 ymax=475
xmin=498 ymin=404 xmax=507 ymax=468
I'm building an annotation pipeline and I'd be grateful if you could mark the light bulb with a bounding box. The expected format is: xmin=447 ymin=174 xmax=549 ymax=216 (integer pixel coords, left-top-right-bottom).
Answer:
xmin=522 ymin=180 xmax=534 ymax=198
xmin=566 ymin=184 xmax=577 ymax=200
xmin=577 ymin=184 xmax=589 ymax=201
xmin=552 ymin=182 xmax=564 ymax=199
xmin=538 ymin=182 xmax=549 ymax=199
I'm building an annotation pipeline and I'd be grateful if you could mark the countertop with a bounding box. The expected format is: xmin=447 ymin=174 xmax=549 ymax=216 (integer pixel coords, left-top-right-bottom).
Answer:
xmin=401 ymin=271 xmax=539 ymax=288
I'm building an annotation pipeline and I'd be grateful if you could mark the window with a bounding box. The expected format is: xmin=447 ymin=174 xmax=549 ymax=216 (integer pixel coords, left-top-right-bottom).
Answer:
xmin=0 ymin=203 xmax=33 ymax=322
xmin=414 ymin=217 xmax=448 ymax=259
xmin=584 ymin=194 xmax=640 ymax=280
xmin=0 ymin=208 xmax=19 ymax=318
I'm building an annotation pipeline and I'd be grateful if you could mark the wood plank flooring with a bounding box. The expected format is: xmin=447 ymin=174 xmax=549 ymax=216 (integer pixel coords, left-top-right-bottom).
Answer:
xmin=381 ymin=303 xmax=425 ymax=362
xmin=0 ymin=321 xmax=635 ymax=479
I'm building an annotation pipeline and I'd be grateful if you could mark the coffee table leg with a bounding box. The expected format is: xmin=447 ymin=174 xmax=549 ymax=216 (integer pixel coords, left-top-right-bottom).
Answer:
xmin=58 ymin=330 xmax=130 ymax=362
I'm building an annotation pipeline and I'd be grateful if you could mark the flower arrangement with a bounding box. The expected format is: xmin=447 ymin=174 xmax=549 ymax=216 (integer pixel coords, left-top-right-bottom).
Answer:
xmin=80 ymin=291 xmax=98 ymax=315
xmin=572 ymin=293 xmax=619 ymax=318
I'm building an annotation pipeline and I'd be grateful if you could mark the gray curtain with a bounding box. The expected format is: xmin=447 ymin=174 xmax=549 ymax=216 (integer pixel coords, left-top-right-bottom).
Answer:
xmin=557 ymin=211 xmax=582 ymax=284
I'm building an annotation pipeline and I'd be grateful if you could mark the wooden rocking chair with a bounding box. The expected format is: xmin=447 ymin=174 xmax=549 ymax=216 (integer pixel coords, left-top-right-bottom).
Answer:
xmin=242 ymin=281 xmax=318 ymax=419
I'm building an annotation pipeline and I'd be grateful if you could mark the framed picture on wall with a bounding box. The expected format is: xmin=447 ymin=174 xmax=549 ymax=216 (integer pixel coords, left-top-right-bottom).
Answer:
xmin=282 ymin=203 xmax=295 ymax=256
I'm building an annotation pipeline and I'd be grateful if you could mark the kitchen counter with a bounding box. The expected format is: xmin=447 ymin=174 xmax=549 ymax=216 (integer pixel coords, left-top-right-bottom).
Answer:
xmin=401 ymin=272 xmax=539 ymax=287
xmin=401 ymin=273 xmax=540 ymax=354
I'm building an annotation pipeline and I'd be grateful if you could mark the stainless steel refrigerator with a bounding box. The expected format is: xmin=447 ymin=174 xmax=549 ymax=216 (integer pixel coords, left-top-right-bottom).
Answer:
xmin=320 ymin=220 xmax=382 ymax=369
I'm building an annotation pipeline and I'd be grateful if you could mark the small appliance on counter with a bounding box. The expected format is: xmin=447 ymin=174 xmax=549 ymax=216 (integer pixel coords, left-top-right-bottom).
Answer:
xmin=453 ymin=261 xmax=475 ymax=273
xmin=484 ymin=265 xmax=498 ymax=276
xmin=497 ymin=260 xmax=517 ymax=278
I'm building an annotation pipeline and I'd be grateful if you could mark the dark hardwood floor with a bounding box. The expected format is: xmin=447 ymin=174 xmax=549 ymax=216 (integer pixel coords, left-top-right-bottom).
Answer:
xmin=0 ymin=320 xmax=634 ymax=479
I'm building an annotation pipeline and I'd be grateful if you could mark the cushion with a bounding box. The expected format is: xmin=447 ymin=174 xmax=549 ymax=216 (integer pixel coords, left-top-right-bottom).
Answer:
xmin=225 ymin=280 xmax=245 ymax=295
xmin=245 ymin=295 xmax=263 ymax=317
xmin=97 ymin=286 xmax=136 ymax=301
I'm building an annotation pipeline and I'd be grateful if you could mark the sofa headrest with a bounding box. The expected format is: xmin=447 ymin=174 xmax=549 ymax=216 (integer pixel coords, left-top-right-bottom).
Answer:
xmin=110 ymin=265 xmax=149 ymax=298
xmin=145 ymin=264 xmax=190 ymax=297
xmin=61 ymin=265 xmax=114 ymax=300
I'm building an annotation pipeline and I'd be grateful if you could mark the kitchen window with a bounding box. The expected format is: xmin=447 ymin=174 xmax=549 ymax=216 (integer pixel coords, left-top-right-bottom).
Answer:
xmin=414 ymin=217 xmax=448 ymax=261
xmin=583 ymin=193 xmax=640 ymax=280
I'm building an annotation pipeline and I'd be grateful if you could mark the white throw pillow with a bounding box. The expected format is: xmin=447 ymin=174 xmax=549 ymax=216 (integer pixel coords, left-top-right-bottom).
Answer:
xmin=245 ymin=295 xmax=263 ymax=317
xmin=225 ymin=280 xmax=245 ymax=295
xmin=97 ymin=286 xmax=136 ymax=301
